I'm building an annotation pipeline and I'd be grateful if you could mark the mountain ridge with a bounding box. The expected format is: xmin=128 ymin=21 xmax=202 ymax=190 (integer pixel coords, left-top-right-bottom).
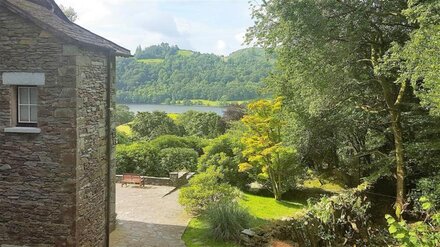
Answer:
xmin=116 ymin=43 xmax=274 ymax=104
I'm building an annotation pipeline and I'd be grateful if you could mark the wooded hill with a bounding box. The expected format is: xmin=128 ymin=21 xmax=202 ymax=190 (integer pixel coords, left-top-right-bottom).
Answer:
xmin=116 ymin=43 xmax=274 ymax=104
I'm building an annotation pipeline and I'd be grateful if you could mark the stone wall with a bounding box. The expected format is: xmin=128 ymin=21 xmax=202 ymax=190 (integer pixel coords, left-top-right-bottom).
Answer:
xmin=0 ymin=6 xmax=116 ymax=246
xmin=115 ymin=172 xmax=193 ymax=187
xmin=0 ymin=6 xmax=77 ymax=246
xmin=109 ymin=56 xmax=117 ymax=232
xmin=74 ymin=47 xmax=113 ymax=246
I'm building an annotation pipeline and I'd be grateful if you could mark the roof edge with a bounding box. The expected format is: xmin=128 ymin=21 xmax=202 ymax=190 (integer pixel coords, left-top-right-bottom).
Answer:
xmin=69 ymin=21 xmax=132 ymax=57
xmin=27 ymin=0 xmax=70 ymax=22
xmin=1 ymin=0 xmax=131 ymax=57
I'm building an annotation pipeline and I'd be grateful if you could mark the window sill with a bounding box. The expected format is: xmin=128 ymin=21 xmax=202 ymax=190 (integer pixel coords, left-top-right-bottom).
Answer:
xmin=4 ymin=127 xmax=41 ymax=134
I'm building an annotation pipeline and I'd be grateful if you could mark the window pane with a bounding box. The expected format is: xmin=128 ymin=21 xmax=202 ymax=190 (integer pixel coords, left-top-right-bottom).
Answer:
xmin=19 ymin=105 xmax=29 ymax=122
xmin=19 ymin=88 xmax=29 ymax=104
xmin=30 ymin=105 xmax=37 ymax=122
xmin=30 ymin=87 xmax=38 ymax=104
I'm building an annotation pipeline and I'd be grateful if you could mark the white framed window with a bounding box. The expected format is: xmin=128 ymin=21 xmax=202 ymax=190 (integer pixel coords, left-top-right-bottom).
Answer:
xmin=1 ymin=72 xmax=44 ymax=133
xmin=17 ymin=86 xmax=38 ymax=125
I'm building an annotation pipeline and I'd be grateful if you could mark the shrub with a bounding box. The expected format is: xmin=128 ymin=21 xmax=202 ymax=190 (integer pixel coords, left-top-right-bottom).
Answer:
xmin=198 ymin=134 xmax=251 ymax=188
xmin=150 ymin=135 xmax=207 ymax=155
xmin=116 ymin=123 xmax=134 ymax=144
xmin=386 ymin=197 xmax=440 ymax=247
xmin=113 ymin=104 xmax=135 ymax=126
xmin=410 ymin=175 xmax=440 ymax=211
xmin=243 ymin=190 xmax=392 ymax=247
xmin=116 ymin=129 xmax=131 ymax=144
xmin=206 ymin=202 xmax=251 ymax=241
xmin=179 ymin=167 xmax=240 ymax=215
xmin=179 ymin=111 xmax=226 ymax=138
xmin=222 ymin=104 xmax=247 ymax=123
xmin=115 ymin=142 xmax=162 ymax=176
xmin=159 ymin=147 xmax=198 ymax=173
xmin=131 ymin=111 xmax=181 ymax=139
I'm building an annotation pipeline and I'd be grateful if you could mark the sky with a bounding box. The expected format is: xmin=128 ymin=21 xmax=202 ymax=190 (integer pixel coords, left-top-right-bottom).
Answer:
xmin=55 ymin=0 xmax=257 ymax=56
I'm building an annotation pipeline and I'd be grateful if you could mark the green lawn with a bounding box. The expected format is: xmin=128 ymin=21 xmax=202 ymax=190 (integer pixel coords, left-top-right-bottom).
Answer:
xmin=239 ymin=193 xmax=304 ymax=222
xmin=182 ymin=218 xmax=239 ymax=247
xmin=182 ymin=192 xmax=305 ymax=247
xmin=302 ymin=178 xmax=345 ymax=193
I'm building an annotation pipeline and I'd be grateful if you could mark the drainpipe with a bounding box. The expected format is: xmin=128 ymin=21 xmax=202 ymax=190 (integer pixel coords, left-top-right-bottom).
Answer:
xmin=105 ymin=52 xmax=113 ymax=247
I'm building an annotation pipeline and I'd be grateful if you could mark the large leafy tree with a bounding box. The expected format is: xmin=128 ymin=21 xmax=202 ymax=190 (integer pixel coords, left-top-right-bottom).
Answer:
xmin=179 ymin=111 xmax=226 ymax=138
xmin=131 ymin=111 xmax=180 ymax=140
xmin=239 ymin=98 xmax=299 ymax=200
xmin=397 ymin=0 xmax=440 ymax=115
xmin=247 ymin=0 xmax=421 ymax=216
xmin=113 ymin=104 xmax=135 ymax=126
xmin=59 ymin=5 xmax=78 ymax=22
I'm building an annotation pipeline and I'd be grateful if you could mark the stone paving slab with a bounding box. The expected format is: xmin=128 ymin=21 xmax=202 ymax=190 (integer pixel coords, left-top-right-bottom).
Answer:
xmin=110 ymin=185 xmax=190 ymax=247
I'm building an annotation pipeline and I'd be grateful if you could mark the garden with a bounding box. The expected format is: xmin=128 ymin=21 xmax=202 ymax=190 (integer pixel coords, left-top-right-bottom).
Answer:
xmin=115 ymin=96 xmax=439 ymax=246
xmin=114 ymin=1 xmax=440 ymax=245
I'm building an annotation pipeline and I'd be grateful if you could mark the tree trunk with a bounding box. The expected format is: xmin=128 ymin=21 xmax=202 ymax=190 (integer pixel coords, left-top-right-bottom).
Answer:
xmin=381 ymin=82 xmax=406 ymax=220
xmin=391 ymin=108 xmax=405 ymax=219
xmin=274 ymin=184 xmax=282 ymax=201
xmin=272 ymin=175 xmax=282 ymax=201
xmin=268 ymin=167 xmax=282 ymax=200
xmin=372 ymin=41 xmax=407 ymax=219
xmin=274 ymin=188 xmax=282 ymax=200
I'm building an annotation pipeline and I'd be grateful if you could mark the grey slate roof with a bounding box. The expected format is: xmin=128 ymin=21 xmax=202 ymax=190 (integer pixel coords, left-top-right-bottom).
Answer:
xmin=1 ymin=0 xmax=131 ymax=56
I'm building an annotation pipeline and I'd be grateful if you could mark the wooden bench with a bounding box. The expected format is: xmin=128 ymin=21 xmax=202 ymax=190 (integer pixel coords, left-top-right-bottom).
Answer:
xmin=121 ymin=173 xmax=144 ymax=187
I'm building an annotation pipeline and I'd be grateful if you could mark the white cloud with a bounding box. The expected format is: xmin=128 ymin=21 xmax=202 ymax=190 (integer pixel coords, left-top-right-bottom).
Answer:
xmin=215 ymin=40 xmax=227 ymax=54
xmin=234 ymin=32 xmax=246 ymax=45
xmin=55 ymin=0 xmax=254 ymax=55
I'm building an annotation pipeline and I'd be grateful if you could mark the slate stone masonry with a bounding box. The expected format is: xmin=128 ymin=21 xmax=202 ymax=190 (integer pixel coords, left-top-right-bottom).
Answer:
xmin=75 ymin=47 xmax=114 ymax=246
xmin=0 ymin=5 xmax=116 ymax=246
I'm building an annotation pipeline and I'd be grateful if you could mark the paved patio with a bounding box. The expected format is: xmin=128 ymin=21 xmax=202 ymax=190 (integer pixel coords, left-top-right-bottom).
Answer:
xmin=110 ymin=185 xmax=190 ymax=247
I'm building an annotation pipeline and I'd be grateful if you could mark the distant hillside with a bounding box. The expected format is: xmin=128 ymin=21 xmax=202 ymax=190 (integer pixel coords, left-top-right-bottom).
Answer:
xmin=116 ymin=43 xmax=274 ymax=104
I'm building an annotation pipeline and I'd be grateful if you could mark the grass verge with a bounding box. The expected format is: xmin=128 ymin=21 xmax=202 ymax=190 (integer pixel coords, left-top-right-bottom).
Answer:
xmin=182 ymin=192 xmax=305 ymax=247
xmin=182 ymin=217 xmax=239 ymax=247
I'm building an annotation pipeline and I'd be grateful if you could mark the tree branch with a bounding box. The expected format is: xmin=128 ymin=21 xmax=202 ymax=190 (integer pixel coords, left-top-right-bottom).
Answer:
xmin=394 ymin=80 xmax=408 ymax=106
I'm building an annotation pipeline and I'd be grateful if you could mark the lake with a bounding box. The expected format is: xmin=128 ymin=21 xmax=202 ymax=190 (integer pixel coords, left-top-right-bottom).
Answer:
xmin=125 ymin=104 xmax=226 ymax=116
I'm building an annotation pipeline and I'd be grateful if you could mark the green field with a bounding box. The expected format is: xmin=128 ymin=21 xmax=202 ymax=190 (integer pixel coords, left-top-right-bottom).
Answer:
xmin=173 ymin=99 xmax=251 ymax=107
xmin=182 ymin=193 xmax=305 ymax=247
xmin=137 ymin=58 xmax=164 ymax=64
xmin=178 ymin=50 xmax=193 ymax=56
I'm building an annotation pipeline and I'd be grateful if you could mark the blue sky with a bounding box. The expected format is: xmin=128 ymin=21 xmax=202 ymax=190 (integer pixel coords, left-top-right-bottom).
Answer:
xmin=55 ymin=0 xmax=257 ymax=55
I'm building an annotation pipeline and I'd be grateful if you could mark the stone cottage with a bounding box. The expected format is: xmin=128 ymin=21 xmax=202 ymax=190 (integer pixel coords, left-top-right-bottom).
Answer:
xmin=0 ymin=0 xmax=131 ymax=246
